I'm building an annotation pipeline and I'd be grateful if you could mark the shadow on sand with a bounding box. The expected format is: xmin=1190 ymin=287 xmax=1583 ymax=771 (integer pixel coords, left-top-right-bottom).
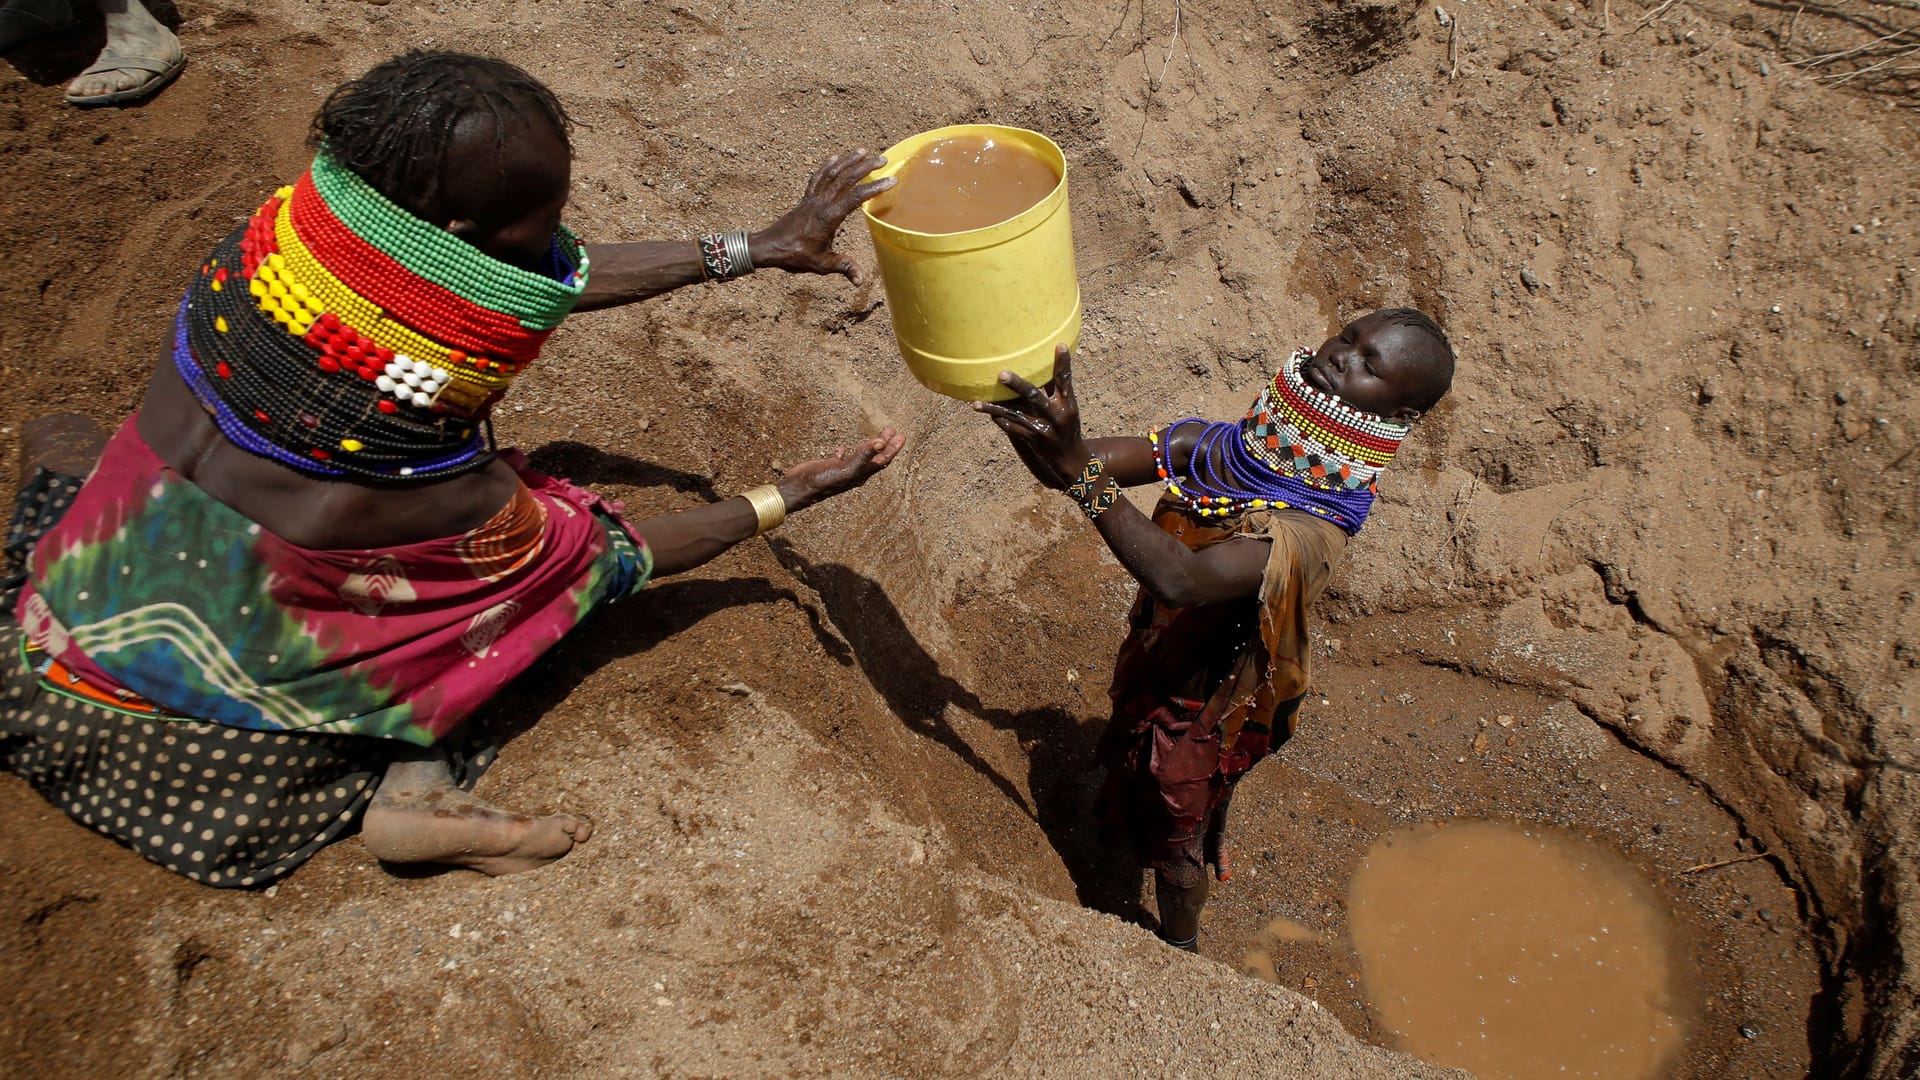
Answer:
xmin=476 ymin=442 xmax=1148 ymax=922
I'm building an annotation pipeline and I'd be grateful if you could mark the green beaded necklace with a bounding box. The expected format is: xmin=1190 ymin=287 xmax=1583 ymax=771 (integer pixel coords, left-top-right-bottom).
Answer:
xmin=309 ymin=147 xmax=588 ymax=331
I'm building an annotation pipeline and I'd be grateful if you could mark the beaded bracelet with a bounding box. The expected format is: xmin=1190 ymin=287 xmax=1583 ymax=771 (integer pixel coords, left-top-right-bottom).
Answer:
xmin=698 ymin=231 xmax=753 ymax=281
xmin=1080 ymin=475 xmax=1120 ymax=520
xmin=1065 ymin=455 xmax=1105 ymax=502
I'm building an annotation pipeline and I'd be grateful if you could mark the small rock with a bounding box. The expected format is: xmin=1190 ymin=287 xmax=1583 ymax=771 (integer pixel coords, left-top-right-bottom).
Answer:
xmin=1496 ymin=715 xmax=1515 ymax=727
xmin=1519 ymin=268 xmax=1544 ymax=293
xmin=1834 ymin=389 xmax=1850 ymax=404
xmin=719 ymin=681 xmax=752 ymax=696
xmin=1697 ymin=380 xmax=1717 ymax=405
xmin=1851 ymin=224 xmax=1866 ymax=234
xmin=1740 ymin=1025 xmax=1760 ymax=1040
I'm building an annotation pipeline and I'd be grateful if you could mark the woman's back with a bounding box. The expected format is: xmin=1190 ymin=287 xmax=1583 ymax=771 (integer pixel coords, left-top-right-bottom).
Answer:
xmin=136 ymin=356 xmax=523 ymax=551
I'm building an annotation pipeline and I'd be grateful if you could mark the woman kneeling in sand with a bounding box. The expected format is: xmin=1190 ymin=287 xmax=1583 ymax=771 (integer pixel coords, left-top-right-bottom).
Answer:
xmin=0 ymin=50 xmax=901 ymax=887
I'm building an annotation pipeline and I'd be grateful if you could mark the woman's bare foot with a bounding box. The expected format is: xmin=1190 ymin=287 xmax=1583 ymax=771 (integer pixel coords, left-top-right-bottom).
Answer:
xmin=361 ymin=756 xmax=590 ymax=875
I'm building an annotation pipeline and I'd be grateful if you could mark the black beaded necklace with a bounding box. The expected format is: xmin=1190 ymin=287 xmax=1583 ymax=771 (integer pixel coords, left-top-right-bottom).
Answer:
xmin=179 ymin=228 xmax=493 ymax=482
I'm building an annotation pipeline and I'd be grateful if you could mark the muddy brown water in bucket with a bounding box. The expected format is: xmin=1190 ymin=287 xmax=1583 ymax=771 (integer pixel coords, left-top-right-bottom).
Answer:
xmin=1345 ymin=820 xmax=1689 ymax=1079
xmin=869 ymin=135 xmax=1058 ymax=234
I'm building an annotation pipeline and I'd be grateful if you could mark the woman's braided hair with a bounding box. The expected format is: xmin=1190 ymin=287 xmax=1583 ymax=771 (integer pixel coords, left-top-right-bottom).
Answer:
xmin=309 ymin=50 xmax=573 ymax=221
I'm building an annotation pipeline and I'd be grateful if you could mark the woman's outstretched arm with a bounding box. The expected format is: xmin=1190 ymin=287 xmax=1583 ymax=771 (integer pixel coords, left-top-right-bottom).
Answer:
xmin=573 ymin=151 xmax=895 ymax=312
xmin=977 ymin=348 xmax=1265 ymax=611
xmin=630 ymin=429 xmax=904 ymax=578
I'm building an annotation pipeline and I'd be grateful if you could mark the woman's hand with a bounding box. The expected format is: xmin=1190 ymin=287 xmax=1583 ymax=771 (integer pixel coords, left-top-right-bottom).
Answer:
xmin=972 ymin=344 xmax=1090 ymax=490
xmin=750 ymin=151 xmax=896 ymax=284
xmin=773 ymin=428 xmax=906 ymax=513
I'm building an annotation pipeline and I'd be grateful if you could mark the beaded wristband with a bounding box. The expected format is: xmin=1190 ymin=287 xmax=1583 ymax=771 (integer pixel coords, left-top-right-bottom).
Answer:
xmin=699 ymin=231 xmax=753 ymax=281
xmin=741 ymin=484 xmax=787 ymax=534
xmin=1065 ymin=455 xmax=1105 ymax=502
xmin=1081 ymin=475 xmax=1120 ymax=521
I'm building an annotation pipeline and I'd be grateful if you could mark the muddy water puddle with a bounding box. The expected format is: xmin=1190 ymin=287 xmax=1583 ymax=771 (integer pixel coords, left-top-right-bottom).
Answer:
xmin=1345 ymin=820 xmax=1687 ymax=1079
xmin=1207 ymin=639 xmax=1816 ymax=1078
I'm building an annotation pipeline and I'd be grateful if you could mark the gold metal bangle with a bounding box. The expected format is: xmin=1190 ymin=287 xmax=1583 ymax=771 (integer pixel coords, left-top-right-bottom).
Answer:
xmin=741 ymin=484 xmax=787 ymax=535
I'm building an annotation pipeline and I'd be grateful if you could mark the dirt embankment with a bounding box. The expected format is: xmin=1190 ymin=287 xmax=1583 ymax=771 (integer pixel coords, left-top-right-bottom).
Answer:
xmin=2 ymin=0 xmax=1915 ymax=1076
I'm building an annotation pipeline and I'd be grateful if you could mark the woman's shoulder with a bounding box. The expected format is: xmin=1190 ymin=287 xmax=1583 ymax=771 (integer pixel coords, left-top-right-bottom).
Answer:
xmin=136 ymin=361 xmax=524 ymax=550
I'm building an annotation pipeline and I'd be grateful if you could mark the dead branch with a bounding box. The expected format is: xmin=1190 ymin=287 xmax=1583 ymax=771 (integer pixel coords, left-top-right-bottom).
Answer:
xmin=1682 ymin=852 xmax=1773 ymax=873
xmin=1151 ymin=0 xmax=1182 ymax=92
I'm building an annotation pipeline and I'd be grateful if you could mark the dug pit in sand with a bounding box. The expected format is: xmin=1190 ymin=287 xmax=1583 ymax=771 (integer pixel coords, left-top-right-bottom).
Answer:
xmin=1348 ymin=820 xmax=1688 ymax=1078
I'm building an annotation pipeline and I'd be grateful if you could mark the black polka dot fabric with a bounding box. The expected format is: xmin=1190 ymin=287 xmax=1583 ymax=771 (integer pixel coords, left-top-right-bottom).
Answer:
xmin=0 ymin=468 xmax=497 ymax=887
xmin=0 ymin=625 xmax=498 ymax=887
xmin=0 ymin=639 xmax=366 ymax=884
xmin=0 ymin=468 xmax=82 ymax=613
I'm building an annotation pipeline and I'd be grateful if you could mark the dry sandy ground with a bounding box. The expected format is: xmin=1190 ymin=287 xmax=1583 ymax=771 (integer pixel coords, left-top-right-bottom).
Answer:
xmin=1 ymin=0 xmax=1915 ymax=1076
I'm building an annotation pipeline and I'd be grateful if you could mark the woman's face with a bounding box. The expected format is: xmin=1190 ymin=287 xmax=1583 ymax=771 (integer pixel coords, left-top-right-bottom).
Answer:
xmin=440 ymin=115 xmax=572 ymax=272
xmin=1303 ymin=312 xmax=1433 ymax=421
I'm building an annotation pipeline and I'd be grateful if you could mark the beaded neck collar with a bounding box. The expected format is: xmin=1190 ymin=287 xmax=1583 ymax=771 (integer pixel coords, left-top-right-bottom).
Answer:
xmin=1150 ymin=347 xmax=1410 ymax=534
xmin=1241 ymin=347 xmax=1409 ymax=493
xmin=171 ymin=150 xmax=591 ymax=482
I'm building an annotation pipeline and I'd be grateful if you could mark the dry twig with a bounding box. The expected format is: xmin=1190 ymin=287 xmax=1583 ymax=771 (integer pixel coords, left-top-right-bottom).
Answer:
xmin=1152 ymin=0 xmax=1183 ymax=91
xmin=1682 ymin=852 xmax=1772 ymax=874
xmin=1436 ymin=7 xmax=1462 ymax=77
xmin=1636 ymin=0 xmax=1685 ymax=30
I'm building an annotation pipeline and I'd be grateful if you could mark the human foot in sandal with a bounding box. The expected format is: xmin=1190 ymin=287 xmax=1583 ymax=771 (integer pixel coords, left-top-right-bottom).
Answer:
xmin=64 ymin=0 xmax=183 ymax=107
xmin=0 ymin=0 xmax=79 ymax=53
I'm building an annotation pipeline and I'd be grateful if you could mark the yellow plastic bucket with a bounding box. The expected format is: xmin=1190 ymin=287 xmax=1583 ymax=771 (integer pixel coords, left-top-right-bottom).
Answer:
xmin=862 ymin=124 xmax=1080 ymax=402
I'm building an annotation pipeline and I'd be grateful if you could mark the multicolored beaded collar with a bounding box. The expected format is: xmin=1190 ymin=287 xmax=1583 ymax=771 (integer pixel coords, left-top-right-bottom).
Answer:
xmin=172 ymin=147 xmax=590 ymax=481
xmin=1150 ymin=347 xmax=1410 ymax=534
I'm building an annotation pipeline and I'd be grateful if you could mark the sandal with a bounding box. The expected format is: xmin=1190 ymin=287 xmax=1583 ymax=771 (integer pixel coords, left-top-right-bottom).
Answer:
xmin=0 ymin=0 xmax=79 ymax=54
xmin=64 ymin=42 xmax=184 ymax=107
